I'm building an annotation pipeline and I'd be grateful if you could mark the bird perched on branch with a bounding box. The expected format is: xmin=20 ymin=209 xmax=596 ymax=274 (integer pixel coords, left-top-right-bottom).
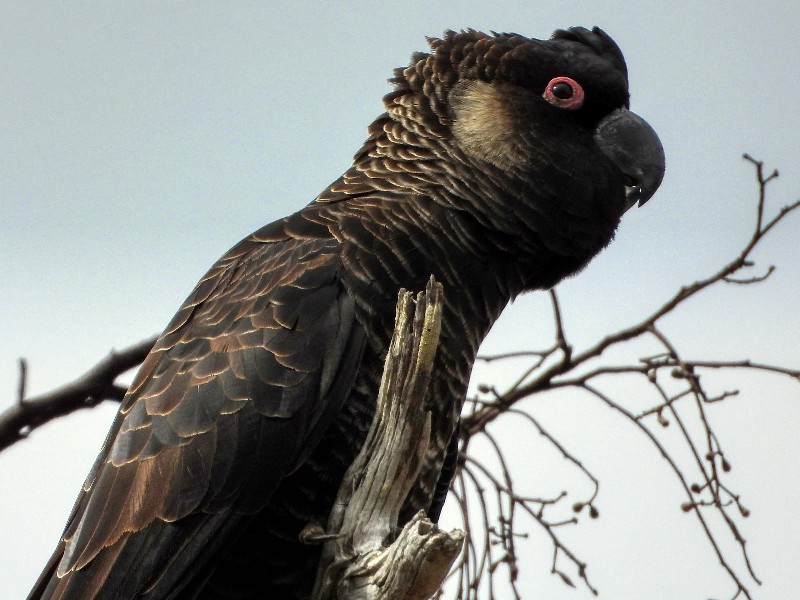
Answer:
xmin=31 ymin=26 xmax=664 ymax=599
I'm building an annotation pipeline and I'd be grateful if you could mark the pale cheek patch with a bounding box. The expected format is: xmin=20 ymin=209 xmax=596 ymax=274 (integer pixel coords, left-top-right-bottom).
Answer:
xmin=451 ymin=80 xmax=527 ymax=170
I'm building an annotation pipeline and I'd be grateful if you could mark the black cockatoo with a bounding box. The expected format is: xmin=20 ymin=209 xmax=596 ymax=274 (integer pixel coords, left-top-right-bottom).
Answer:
xmin=30 ymin=27 xmax=664 ymax=599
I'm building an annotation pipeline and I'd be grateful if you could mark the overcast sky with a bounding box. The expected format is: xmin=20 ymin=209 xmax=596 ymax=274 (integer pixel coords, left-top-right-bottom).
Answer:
xmin=1 ymin=2 xmax=798 ymax=599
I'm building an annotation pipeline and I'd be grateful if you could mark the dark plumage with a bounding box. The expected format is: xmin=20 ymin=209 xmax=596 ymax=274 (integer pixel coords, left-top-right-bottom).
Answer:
xmin=31 ymin=27 xmax=664 ymax=599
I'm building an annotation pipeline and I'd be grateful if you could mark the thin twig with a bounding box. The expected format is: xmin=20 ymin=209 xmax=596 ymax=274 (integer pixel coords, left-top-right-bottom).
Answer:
xmin=453 ymin=157 xmax=797 ymax=598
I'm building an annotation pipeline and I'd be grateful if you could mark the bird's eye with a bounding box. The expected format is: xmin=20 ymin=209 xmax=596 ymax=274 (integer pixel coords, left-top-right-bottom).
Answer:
xmin=542 ymin=76 xmax=584 ymax=110
xmin=551 ymin=82 xmax=573 ymax=99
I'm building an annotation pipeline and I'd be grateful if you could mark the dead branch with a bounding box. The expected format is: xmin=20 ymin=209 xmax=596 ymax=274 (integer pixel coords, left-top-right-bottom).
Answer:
xmin=311 ymin=276 xmax=464 ymax=600
xmin=0 ymin=335 xmax=157 ymax=452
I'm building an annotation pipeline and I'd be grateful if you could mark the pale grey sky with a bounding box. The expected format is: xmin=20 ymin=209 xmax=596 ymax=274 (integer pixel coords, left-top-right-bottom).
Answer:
xmin=1 ymin=2 xmax=798 ymax=598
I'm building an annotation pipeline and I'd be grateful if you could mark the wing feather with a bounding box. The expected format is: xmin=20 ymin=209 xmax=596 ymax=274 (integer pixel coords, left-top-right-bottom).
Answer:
xmin=33 ymin=231 xmax=367 ymax=599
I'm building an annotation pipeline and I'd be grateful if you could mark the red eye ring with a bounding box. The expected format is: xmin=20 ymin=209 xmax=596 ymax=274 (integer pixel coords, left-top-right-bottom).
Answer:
xmin=542 ymin=76 xmax=584 ymax=110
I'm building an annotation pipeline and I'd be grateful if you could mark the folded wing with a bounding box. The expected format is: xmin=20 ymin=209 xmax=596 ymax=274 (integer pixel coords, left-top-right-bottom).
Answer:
xmin=31 ymin=229 xmax=366 ymax=599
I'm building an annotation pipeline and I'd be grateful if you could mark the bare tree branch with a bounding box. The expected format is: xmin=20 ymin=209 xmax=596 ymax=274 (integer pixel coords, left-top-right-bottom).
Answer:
xmin=311 ymin=276 xmax=464 ymax=600
xmin=453 ymin=156 xmax=799 ymax=599
xmin=462 ymin=155 xmax=800 ymax=434
xmin=0 ymin=335 xmax=158 ymax=452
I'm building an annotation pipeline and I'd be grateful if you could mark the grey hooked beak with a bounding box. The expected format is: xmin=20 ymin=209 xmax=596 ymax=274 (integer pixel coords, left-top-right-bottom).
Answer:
xmin=594 ymin=108 xmax=665 ymax=211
